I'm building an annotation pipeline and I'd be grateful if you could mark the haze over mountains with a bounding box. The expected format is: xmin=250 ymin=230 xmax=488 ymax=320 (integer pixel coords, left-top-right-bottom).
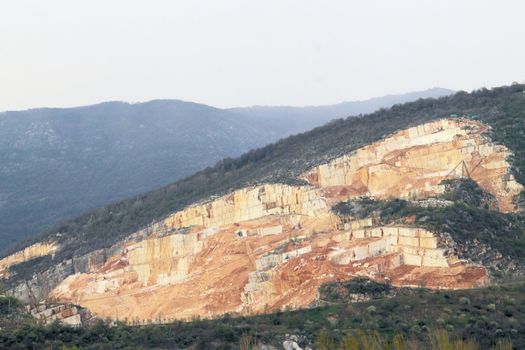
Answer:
xmin=229 ymin=87 xmax=454 ymax=135
xmin=0 ymin=87 xmax=453 ymax=250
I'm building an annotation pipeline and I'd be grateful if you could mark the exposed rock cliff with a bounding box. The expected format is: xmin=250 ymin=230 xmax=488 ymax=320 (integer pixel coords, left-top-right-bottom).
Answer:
xmin=2 ymin=118 xmax=521 ymax=323
xmin=303 ymin=119 xmax=522 ymax=211
xmin=0 ymin=242 xmax=58 ymax=278
xmin=27 ymin=302 xmax=94 ymax=327
xmin=164 ymin=184 xmax=327 ymax=229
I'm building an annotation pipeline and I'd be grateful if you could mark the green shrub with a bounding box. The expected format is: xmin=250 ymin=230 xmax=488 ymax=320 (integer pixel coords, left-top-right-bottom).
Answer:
xmin=366 ymin=306 xmax=377 ymax=314
xmin=459 ymin=297 xmax=471 ymax=305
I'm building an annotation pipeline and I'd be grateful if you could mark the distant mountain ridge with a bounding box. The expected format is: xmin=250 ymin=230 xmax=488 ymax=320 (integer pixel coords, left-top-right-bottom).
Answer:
xmin=0 ymin=88 xmax=454 ymax=251
xmin=229 ymin=87 xmax=454 ymax=134
xmin=0 ymin=100 xmax=277 ymax=250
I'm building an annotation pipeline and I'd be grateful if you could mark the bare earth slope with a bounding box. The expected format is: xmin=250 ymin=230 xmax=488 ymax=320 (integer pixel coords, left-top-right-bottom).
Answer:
xmin=3 ymin=118 xmax=521 ymax=322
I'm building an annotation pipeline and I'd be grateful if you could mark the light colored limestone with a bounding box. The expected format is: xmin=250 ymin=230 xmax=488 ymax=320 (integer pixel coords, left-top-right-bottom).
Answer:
xmin=420 ymin=237 xmax=438 ymax=249
xmin=0 ymin=242 xmax=58 ymax=278
xmin=303 ymin=118 xmax=522 ymax=212
xmin=344 ymin=218 xmax=374 ymax=231
xmin=34 ymin=118 xmax=515 ymax=322
xmin=334 ymin=226 xmax=451 ymax=268
xmin=252 ymin=225 xmax=283 ymax=236
xmin=282 ymin=246 xmax=312 ymax=260
xmin=126 ymin=232 xmax=203 ymax=285
xmin=164 ymin=184 xmax=328 ymax=229
xmin=27 ymin=303 xmax=91 ymax=327
xmin=256 ymin=245 xmax=312 ymax=271
xmin=62 ymin=314 xmax=82 ymax=326
xmin=402 ymin=253 xmax=423 ymax=266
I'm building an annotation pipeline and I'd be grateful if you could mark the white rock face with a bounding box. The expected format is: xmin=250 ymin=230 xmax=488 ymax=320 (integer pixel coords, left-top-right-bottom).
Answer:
xmin=331 ymin=223 xmax=450 ymax=268
xmin=164 ymin=184 xmax=328 ymax=229
xmin=282 ymin=334 xmax=312 ymax=350
xmin=0 ymin=242 xmax=58 ymax=278
xmin=303 ymin=118 xmax=522 ymax=212
xmin=282 ymin=340 xmax=303 ymax=350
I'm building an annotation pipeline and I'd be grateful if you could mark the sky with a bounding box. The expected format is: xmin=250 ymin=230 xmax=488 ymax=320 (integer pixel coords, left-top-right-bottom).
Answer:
xmin=0 ymin=0 xmax=524 ymax=111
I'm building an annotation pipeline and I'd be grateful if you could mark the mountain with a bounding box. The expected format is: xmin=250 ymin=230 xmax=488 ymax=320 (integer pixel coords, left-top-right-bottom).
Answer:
xmin=0 ymin=89 xmax=452 ymax=251
xmin=229 ymin=87 xmax=455 ymax=134
xmin=0 ymin=100 xmax=281 ymax=251
xmin=0 ymin=84 xmax=525 ymax=348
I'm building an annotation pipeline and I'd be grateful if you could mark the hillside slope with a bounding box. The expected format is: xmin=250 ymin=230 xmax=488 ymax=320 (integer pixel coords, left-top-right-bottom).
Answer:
xmin=1 ymin=84 xmax=524 ymax=325
xmin=0 ymin=89 xmax=450 ymax=251
xmin=26 ymin=118 xmax=518 ymax=322
xmin=8 ymin=84 xmax=522 ymax=259
xmin=0 ymin=100 xmax=278 ymax=250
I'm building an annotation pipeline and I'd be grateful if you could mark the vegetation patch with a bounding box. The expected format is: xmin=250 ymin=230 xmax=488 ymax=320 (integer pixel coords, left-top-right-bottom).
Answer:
xmin=439 ymin=178 xmax=497 ymax=210
xmin=2 ymin=283 xmax=525 ymax=349
xmin=334 ymin=197 xmax=525 ymax=269
xmin=319 ymin=277 xmax=394 ymax=303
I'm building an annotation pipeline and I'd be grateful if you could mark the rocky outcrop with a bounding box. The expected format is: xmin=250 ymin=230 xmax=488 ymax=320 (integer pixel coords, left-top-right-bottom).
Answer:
xmin=303 ymin=119 xmax=522 ymax=212
xmin=332 ymin=225 xmax=452 ymax=268
xmin=2 ymin=118 xmax=521 ymax=322
xmin=126 ymin=230 xmax=204 ymax=285
xmin=27 ymin=302 xmax=94 ymax=327
xmin=0 ymin=242 xmax=58 ymax=278
xmin=163 ymin=184 xmax=327 ymax=229
xmin=7 ymin=245 xmax=124 ymax=303
xmin=49 ymin=210 xmax=486 ymax=321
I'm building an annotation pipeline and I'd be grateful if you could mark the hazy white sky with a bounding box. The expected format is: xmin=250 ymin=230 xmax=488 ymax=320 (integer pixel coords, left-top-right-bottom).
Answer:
xmin=1 ymin=0 xmax=524 ymax=111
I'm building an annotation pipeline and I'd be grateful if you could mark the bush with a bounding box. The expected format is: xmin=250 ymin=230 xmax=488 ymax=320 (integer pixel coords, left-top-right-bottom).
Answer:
xmin=460 ymin=297 xmax=471 ymax=305
xmin=366 ymin=306 xmax=377 ymax=314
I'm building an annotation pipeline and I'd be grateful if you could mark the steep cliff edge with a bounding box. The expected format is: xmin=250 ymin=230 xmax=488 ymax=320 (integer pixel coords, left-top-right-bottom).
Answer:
xmin=2 ymin=117 xmax=520 ymax=322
